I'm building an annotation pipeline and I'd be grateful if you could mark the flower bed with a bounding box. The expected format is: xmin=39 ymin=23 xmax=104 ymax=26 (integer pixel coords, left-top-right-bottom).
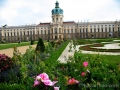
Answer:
xmin=0 ymin=40 xmax=120 ymax=90
xmin=80 ymin=44 xmax=120 ymax=52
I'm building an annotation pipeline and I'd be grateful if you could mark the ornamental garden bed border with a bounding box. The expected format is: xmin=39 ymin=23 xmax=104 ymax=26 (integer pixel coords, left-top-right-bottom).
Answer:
xmin=80 ymin=44 xmax=120 ymax=52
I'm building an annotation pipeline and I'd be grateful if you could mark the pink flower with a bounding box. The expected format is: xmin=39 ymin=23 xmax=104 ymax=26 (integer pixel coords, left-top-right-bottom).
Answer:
xmin=34 ymin=80 xmax=41 ymax=86
xmin=83 ymin=61 xmax=88 ymax=67
xmin=38 ymin=73 xmax=49 ymax=82
xmin=33 ymin=73 xmax=58 ymax=87
xmin=81 ymin=72 xmax=86 ymax=77
xmin=68 ymin=78 xmax=79 ymax=85
xmin=54 ymin=86 xmax=60 ymax=90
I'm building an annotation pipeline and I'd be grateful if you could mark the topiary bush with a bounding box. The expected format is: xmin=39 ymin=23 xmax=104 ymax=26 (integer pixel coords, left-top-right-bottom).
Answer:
xmin=35 ymin=38 xmax=45 ymax=53
xmin=30 ymin=40 xmax=34 ymax=45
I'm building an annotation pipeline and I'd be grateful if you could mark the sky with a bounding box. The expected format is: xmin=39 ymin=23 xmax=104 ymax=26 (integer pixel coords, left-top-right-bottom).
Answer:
xmin=0 ymin=0 xmax=120 ymax=26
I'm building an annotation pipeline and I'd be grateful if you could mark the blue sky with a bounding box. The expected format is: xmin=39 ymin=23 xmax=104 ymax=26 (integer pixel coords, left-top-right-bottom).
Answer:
xmin=0 ymin=0 xmax=120 ymax=26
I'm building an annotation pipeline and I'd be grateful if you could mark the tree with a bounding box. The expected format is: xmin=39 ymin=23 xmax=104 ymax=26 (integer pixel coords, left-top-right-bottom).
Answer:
xmin=35 ymin=38 xmax=45 ymax=53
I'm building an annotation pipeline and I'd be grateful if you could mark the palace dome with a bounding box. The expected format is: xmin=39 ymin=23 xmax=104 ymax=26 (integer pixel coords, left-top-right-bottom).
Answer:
xmin=52 ymin=1 xmax=63 ymax=15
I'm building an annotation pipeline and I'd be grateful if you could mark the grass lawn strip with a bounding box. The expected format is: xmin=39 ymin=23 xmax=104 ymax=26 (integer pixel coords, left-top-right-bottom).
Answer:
xmin=0 ymin=42 xmax=38 ymax=50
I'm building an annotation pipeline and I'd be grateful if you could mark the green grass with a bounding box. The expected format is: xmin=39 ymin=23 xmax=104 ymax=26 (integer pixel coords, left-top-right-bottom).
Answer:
xmin=45 ymin=40 xmax=69 ymax=63
xmin=0 ymin=41 xmax=38 ymax=50
xmin=74 ymin=52 xmax=120 ymax=65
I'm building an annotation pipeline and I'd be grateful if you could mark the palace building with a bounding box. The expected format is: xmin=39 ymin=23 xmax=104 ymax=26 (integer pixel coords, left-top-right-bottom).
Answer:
xmin=0 ymin=1 xmax=120 ymax=42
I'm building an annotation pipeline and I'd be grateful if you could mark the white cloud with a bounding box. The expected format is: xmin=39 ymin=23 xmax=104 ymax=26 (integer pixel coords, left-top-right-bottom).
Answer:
xmin=0 ymin=0 xmax=120 ymax=26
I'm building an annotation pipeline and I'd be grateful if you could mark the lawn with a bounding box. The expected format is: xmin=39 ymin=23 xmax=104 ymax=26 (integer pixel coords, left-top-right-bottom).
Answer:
xmin=0 ymin=41 xmax=38 ymax=50
xmin=74 ymin=52 xmax=120 ymax=65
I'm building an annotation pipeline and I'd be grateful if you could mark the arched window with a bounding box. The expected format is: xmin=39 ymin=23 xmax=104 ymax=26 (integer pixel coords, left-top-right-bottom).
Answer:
xmin=24 ymin=32 xmax=25 ymax=35
xmin=61 ymin=18 xmax=62 ymax=21
xmin=54 ymin=28 xmax=57 ymax=34
xmin=56 ymin=18 xmax=58 ymax=22
xmin=59 ymin=28 xmax=61 ymax=33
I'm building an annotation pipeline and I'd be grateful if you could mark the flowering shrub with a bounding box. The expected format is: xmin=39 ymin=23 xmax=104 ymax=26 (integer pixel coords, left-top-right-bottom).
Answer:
xmin=0 ymin=40 xmax=120 ymax=90
xmin=33 ymin=72 xmax=59 ymax=90
xmin=83 ymin=61 xmax=88 ymax=67
xmin=0 ymin=54 xmax=13 ymax=72
xmin=67 ymin=78 xmax=79 ymax=85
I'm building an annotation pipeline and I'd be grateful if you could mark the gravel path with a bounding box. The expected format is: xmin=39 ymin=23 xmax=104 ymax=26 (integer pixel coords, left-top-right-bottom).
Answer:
xmin=58 ymin=42 xmax=75 ymax=63
xmin=58 ymin=43 xmax=120 ymax=63
xmin=0 ymin=45 xmax=37 ymax=57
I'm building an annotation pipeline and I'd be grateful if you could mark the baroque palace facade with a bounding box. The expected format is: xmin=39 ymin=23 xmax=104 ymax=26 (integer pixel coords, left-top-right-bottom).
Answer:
xmin=0 ymin=1 xmax=120 ymax=42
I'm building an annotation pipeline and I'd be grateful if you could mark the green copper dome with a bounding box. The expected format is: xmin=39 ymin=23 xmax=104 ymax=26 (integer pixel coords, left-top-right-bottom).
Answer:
xmin=52 ymin=1 xmax=63 ymax=15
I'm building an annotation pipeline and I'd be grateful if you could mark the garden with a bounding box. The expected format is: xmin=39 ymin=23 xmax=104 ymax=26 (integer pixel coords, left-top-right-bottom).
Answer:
xmin=0 ymin=38 xmax=120 ymax=90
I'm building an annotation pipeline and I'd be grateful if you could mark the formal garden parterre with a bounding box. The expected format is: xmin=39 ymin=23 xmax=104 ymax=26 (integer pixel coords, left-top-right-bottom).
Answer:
xmin=0 ymin=38 xmax=120 ymax=90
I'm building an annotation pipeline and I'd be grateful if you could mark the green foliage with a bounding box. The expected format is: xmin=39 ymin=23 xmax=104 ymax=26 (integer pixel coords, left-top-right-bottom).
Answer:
xmin=0 ymin=83 xmax=26 ymax=90
xmin=76 ymin=39 xmax=92 ymax=45
xmin=50 ymin=40 xmax=55 ymax=47
xmin=0 ymin=39 xmax=120 ymax=89
xmin=35 ymin=38 xmax=45 ymax=53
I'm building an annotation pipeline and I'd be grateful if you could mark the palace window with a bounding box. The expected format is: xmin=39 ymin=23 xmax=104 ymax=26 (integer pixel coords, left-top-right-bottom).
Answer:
xmin=48 ymin=30 xmax=50 ymax=34
xmin=53 ymin=18 xmax=54 ymax=22
xmin=20 ymin=31 xmax=22 ymax=36
xmin=27 ymin=31 xmax=29 ymax=35
xmin=94 ymin=28 xmax=96 ymax=32
xmin=56 ymin=18 xmax=58 ymax=22
xmin=30 ymin=31 xmax=32 ymax=35
xmin=68 ymin=29 xmax=69 ymax=33
xmin=86 ymin=28 xmax=88 ymax=32
xmin=54 ymin=28 xmax=57 ymax=34
xmin=83 ymin=29 xmax=84 ymax=33
xmin=105 ymin=28 xmax=107 ymax=32
xmin=41 ymin=30 xmax=43 ymax=34
xmin=101 ymin=28 xmax=103 ymax=32
xmin=113 ymin=28 xmax=114 ymax=32
xmin=44 ymin=30 xmax=46 ymax=34
xmin=90 ymin=28 xmax=92 ymax=32
xmin=59 ymin=28 xmax=61 ymax=33
xmin=98 ymin=28 xmax=100 ymax=32
xmin=109 ymin=28 xmax=111 ymax=32
xmin=118 ymin=28 xmax=120 ymax=32
xmin=8 ymin=32 xmax=9 ymax=36
xmin=71 ymin=29 xmax=73 ymax=33
xmin=64 ymin=29 xmax=66 ymax=33
xmin=4 ymin=32 xmax=6 ymax=36
xmin=80 ymin=29 xmax=81 ymax=33
xmin=61 ymin=18 xmax=62 ymax=21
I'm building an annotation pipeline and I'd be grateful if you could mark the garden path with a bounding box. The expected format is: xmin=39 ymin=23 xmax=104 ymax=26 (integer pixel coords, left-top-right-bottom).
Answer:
xmin=58 ymin=42 xmax=75 ymax=63
xmin=0 ymin=45 xmax=36 ymax=57
xmin=58 ymin=43 xmax=120 ymax=63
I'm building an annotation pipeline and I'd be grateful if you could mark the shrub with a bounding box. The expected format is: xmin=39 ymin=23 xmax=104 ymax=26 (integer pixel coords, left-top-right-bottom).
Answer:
xmin=50 ymin=41 xmax=55 ymax=47
xmin=30 ymin=40 xmax=34 ymax=45
xmin=35 ymin=38 xmax=45 ymax=53
xmin=0 ymin=54 xmax=13 ymax=72
xmin=47 ymin=39 xmax=49 ymax=42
